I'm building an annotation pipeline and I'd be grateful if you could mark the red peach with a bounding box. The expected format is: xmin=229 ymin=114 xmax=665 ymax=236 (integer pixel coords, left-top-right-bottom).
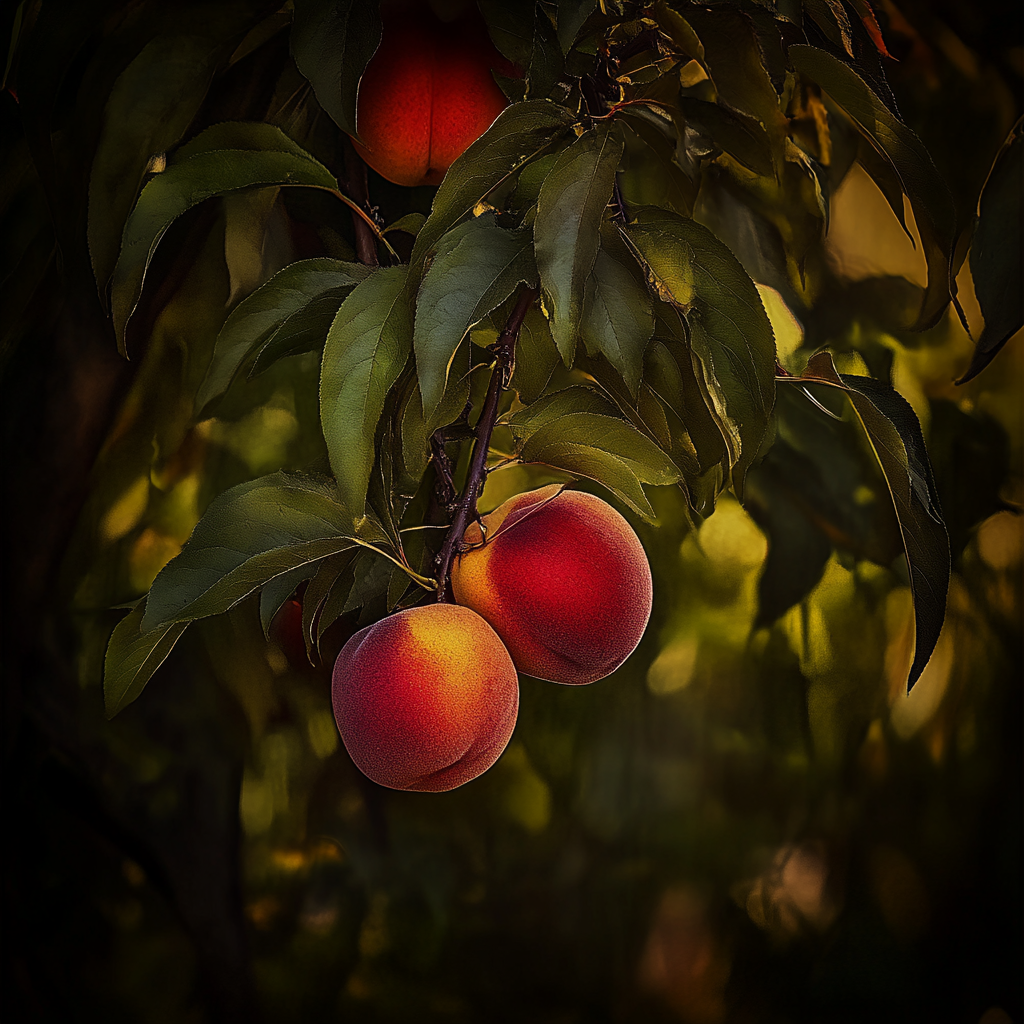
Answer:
xmin=352 ymin=0 xmax=511 ymax=187
xmin=451 ymin=486 xmax=653 ymax=685
xmin=332 ymin=603 xmax=518 ymax=791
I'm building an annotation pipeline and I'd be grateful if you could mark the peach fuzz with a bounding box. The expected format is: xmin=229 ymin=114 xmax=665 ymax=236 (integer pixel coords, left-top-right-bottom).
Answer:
xmin=451 ymin=486 xmax=653 ymax=685
xmin=352 ymin=0 xmax=511 ymax=187
xmin=332 ymin=603 xmax=518 ymax=792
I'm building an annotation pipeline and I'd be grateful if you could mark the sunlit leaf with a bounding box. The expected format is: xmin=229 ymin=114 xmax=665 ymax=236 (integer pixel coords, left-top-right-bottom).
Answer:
xmin=321 ymin=265 xmax=412 ymax=518
xmin=791 ymin=352 xmax=950 ymax=691
xmin=789 ymin=45 xmax=957 ymax=330
xmin=103 ymin=601 xmax=189 ymax=718
xmin=290 ymin=0 xmax=381 ymax=138
xmin=142 ymin=473 xmax=359 ymax=630
xmin=960 ymin=120 xmax=1023 ymax=383
xmin=624 ymin=208 xmax=776 ymax=493
xmin=111 ymin=122 xmax=339 ymax=352
xmin=196 ymin=258 xmax=372 ymax=412
xmin=414 ymin=215 xmax=534 ymax=417
xmin=535 ymin=122 xmax=624 ymax=363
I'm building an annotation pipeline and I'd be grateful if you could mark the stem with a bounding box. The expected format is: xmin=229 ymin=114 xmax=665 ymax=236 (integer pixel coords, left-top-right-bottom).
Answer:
xmin=434 ymin=286 xmax=538 ymax=602
xmin=343 ymin=141 xmax=380 ymax=267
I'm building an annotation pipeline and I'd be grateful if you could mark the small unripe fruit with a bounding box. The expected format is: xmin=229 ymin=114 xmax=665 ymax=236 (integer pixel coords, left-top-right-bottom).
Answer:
xmin=451 ymin=486 xmax=653 ymax=685
xmin=332 ymin=603 xmax=519 ymax=791
xmin=352 ymin=0 xmax=511 ymax=187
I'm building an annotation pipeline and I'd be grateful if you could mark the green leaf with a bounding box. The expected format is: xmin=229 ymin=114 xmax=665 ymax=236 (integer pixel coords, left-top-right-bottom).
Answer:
xmin=259 ymin=565 xmax=315 ymax=639
xmin=535 ymin=122 xmax=624 ymax=363
xmin=803 ymin=0 xmax=854 ymax=57
xmin=789 ymin=44 xmax=957 ymax=330
xmin=290 ymin=0 xmax=382 ymax=138
xmin=320 ymin=265 xmax=413 ymax=518
xmin=197 ymin=258 xmax=372 ymax=412
xmin=961 ymin=121 xmax=1023 ymax=383
xmin=510 ymin=305 xmax=560 ymax=404
xmin=142 ymin=473 xmax=357 ymax=630
xmin=791 ymin=353 xmax=950 ymax=691
xmin=111 ymin=122 xmax=339 ymax=353
xmin=88 ymin=22 xmax=251 ymax=303
xmin=624 ymin=209 xmax=776 ymax=493
xmin=580 ymin=228 xmax=654 ymax=397
xmin=104 ymin=601 xmax=189 ymax=718
xmin=301 ymin=554 xmax=354 ymax=659
xmin=679 ymin=96 xmax=774 ymax=179
xmin=555 ymin=0 xmax=598 ymax=53
xmin=510 ymin=386 xmax=681 ymax=519
xmin=409 ymin=101 xmax=577 ymax=277
xmin=414 ymin=215 xmax=535 ymax=417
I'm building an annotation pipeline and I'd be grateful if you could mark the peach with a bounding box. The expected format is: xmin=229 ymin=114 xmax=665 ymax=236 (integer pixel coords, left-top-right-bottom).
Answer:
xmin=451 ymin=486 xmax=653 ymax=685
xmin=332 ymin=603 xmax=518 ymax=791
xmin=352 ymin=0 xmax=511 ymax=187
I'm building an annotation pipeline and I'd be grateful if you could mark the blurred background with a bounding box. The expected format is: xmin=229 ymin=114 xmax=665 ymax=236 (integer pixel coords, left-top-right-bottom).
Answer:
xmin=2 ymin=0 xmax=1021 ymax=1021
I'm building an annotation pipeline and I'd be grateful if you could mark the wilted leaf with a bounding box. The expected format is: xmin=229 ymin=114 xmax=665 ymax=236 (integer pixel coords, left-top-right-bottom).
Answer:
xmin=414 ymin=215 xmax=535 ymax=416
xmin=291 ymin=0 xmax=382 ymax=138
xmin=142 ymin=473 xmax=358 ymax=630
xmin=197 ymin=258 xmax=372 ymax=412
xmin=111 ymin=122 xmax=339 ymax=352
xmin=789 ymin=45 xmax=957 ymax=330
xmin=960 ymin=121 xmax=1023 ymax=383
xmin=792 ymin=352 xmax=950 ymax=691
xmin=410 ymin=101 xmax=577 ymax=276
xmin=624 ymin=209 xmax=776 ymax=493
xmin=104 ymin=601 xmax=189 ymax=718
xmin=321 ymin=265 xmax=412 ymax=518
xmin=535 ymin=122 xmax=624 ymax=363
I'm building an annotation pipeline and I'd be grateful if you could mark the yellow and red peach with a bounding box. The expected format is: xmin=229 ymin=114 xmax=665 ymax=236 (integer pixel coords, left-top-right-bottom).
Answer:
xmin=352 ymin=0 xmax=511 ymax=187
xmin=451 ymin=485 xmax=653 ymax=685
xmin=332 ymin=603 xmax=518 ymax=791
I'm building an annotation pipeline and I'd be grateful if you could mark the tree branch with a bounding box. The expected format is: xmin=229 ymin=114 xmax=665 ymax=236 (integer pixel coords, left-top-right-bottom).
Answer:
xmin=434 ymin=286 xmax=538 ymax=602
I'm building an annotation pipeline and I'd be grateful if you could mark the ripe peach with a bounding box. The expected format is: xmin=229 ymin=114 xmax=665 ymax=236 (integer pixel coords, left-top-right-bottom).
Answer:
xmin=332 ymin=603 xmax=518 ymax=791
xmin=451 ymin=486 xmax=653 ymax=685
xmin=352 ymin=0 xmax=511 ymax=187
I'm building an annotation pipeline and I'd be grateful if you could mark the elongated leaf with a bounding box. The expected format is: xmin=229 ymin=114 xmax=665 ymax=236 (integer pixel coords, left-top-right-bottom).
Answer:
xmin=624 ymin=209 xmax=776 ymax=493
xmin=510 ymin=387 xmax=681 ymax=519
xmin=89 ymin=24 xmax=246 ymax=301
xmin=679 ymin=96 xmax=774 ymax=179
xmin=301 ymin=554 xmax=353 ymax=658
xmin=291 ymin=0 xmax=381 ymax=137
xmin=111 ymin=122 xmax=339 ymax=352
xmin=511 ymin=305 xmax=561 ymax=404
xmin=414 ymin=215 xmax=535 ymax=416
xmin=961 ymin=121 xmax=1023 ymax=383
xmin=791 ymin=352 xmax=950 ymax=691
xmin=320 ymin=265 xmax=413 ymax=517
xmin=535 ymin=123 xmax=624 ymax=363
xmin=789 ymin=45 xmax=956 ymax=330
xmin=197 ymin=258 xmax=371 ymax=411
xmin=142 ymin=473 xmax=358 ymax=630
xmin=580 ymin=229 xmax=654 ymax=397
xmin=104 ymin=601 xmax=189 ymax=718
xmin=556 ymin=0 xmax=597 ymax=52
xmin=410 ymin=101 xmax=577 ymax=276
xmin=259 ymin=564 xmax=317 ymax=638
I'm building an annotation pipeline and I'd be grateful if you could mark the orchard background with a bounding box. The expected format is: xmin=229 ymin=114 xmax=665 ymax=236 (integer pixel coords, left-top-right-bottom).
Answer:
xmin=1 ymin=0 xmax=1021 ymax=1021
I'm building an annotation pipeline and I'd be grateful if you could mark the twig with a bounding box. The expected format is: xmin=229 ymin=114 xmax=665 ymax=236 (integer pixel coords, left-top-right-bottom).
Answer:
xmin=343 ymin=140 xmax=380 ymax=267
xmin=434 ymin=286 xmax=538 ymax=602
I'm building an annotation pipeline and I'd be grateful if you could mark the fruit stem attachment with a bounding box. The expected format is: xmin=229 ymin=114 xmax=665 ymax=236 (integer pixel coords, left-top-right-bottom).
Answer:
xmin=434 ymin=285 xmax=538 ymax=602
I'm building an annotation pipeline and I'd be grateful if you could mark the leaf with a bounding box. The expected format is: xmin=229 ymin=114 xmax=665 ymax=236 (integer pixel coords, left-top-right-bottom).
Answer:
xmin=104 ymin=601 xmax=189 ymax=718
xmin=409 ymin=101 xmax=577 ymax=277
xmin=623 ymin=209 xmax=776 ymax=493
xmin=301 ymin=554 xmax=354 ymax=659
xmin=414 ymin=215 xmax=535 ymax=417
xmin=290 ymin=0 xmax=382 ymax=138
xmin=803 ymin=0 xmax=854 ymax=57
xmin=111 ymin=122 xmax=339 ymax=353
xmin=510 ymin=386 xmax=682 ymax=519
xmin=580 ymin=228 xmax=654 ymax=397
xmin=847 ymin=0 xmax=892 ymax=59
xmin=555 ymin=0 xmax=598 ymax=53
xmin=320 ymin=265 xmax=413 ymax=518
xmin=142 ymin=473 xmax=358 ymax=630
xmin=88 ymin=23 xmax=251 ymax=302
xmin=510 ymin=305 xmax=561 ymax=404
xmin=679 ymin=96 xmax=775 ymax=179
xmin=535 ymin=122 xmax=624 ymax=363
xmin=789 ymin=45 xmax=957 ymax=330
xmin=961 ymin=121 xmax=1023 ymax=383
xmin=792 ymin=352 xmax=950 ymax=691
xmin=197 ymin=258 xmax=372 ymax=412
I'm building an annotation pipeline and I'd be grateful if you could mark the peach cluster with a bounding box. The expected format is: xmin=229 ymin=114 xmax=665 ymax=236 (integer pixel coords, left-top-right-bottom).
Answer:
xmin=332 ymin=488 xmax=653 ymax=791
